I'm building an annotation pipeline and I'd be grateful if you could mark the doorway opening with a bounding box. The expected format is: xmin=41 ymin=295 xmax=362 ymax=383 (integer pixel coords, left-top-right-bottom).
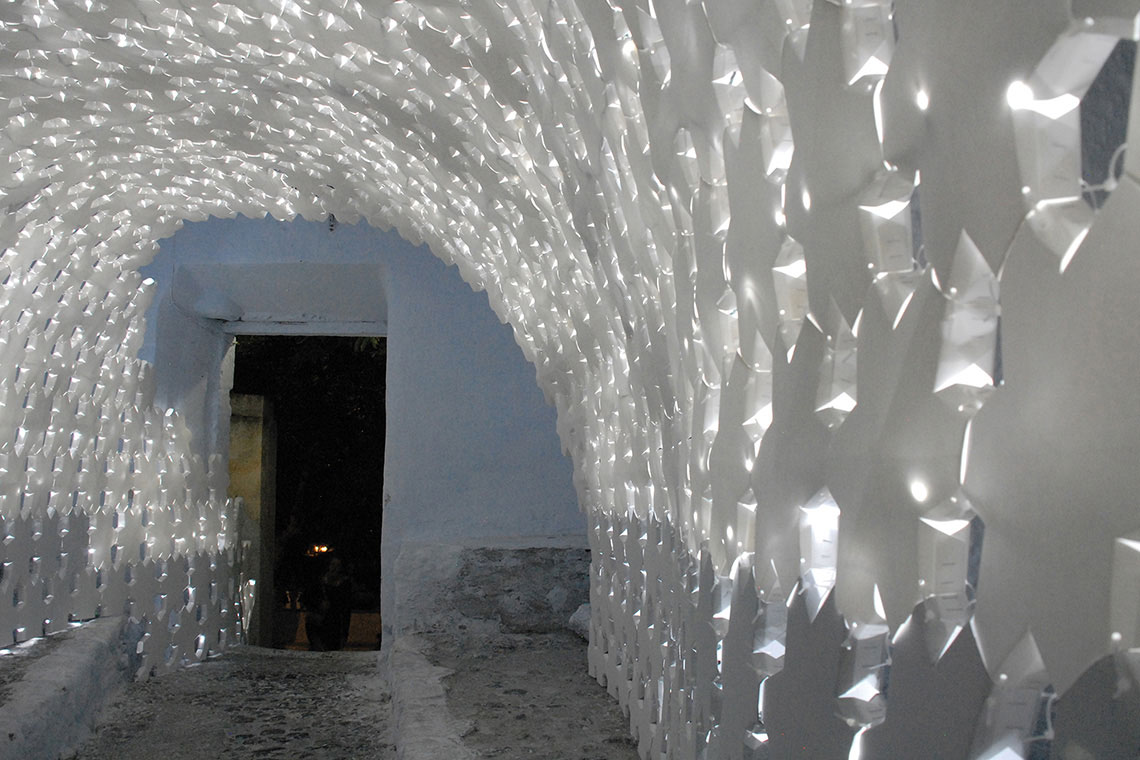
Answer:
xmin=229 ymin=334 xmax=386 ymax=651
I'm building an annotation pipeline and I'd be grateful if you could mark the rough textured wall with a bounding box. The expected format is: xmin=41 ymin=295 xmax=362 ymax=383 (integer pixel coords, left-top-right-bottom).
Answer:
xmin=1 ymin=0 xmax=1139 ymax=756
xmin=387 ymin=537 xmax=590 ymax=636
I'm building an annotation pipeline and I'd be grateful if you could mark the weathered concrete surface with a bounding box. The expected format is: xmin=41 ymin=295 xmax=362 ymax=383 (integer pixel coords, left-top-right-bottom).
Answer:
xmin=568 ymin=603 xmax=591 ymax=640
xmin=383 ymin=630 xmax=638 ymax=760
xmin=428 ymin=630 xmax=640 ymax=760
xmin=0 ymin=616 xmax=128 ymax=760
xmin=386 ymin=537 xmax=590 ymax=639
xmin=389 ymin=637 xmax=477 ymax=760
xmin=383 ymin=540 xmax=633 ymax=759
xmin=74 ymin=647 xmax=395 ymax=759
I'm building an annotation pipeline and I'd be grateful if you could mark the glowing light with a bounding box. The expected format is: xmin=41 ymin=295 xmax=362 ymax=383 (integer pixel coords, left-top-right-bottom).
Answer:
xmin=773 ymin=258 xmax=807 ymax=279
xmin=1006 ymin=80 xmax=1034 ymax=110
xmin=1007 ymin=79 xmax=1080 ymax=119
xmin=915 ymin=88 xmax=929 ymax=112
xmin=909 ymin=478 xmax=929 ymax=503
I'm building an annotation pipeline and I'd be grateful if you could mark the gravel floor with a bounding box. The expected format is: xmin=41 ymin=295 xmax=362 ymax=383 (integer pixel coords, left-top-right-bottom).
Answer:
xmin=73 ymin=647 xmax=395 ymax=760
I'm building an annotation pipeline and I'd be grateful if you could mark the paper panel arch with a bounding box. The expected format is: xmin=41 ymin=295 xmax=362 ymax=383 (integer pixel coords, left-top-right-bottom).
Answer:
xmin=1 ymin=0 xmax=1139 ymax=757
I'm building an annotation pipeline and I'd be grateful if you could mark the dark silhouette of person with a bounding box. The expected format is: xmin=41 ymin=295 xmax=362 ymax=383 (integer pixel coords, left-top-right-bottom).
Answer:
xmin=320 ymin=556 xmax=354 ymax=650
xmin=304 ymin=555 xmax=353 ymax=651
xmin=301 ymin=559 xmax=328 ymax=651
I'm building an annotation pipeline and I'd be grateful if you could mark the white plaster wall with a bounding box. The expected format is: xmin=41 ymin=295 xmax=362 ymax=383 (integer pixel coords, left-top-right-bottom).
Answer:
xmin=381 ymin=234 xmax=584 ymax=543
xmin=381 ymin=229 xmax=586 ymax=632
xmin=139 ymin=216 xmax=583 ymax=632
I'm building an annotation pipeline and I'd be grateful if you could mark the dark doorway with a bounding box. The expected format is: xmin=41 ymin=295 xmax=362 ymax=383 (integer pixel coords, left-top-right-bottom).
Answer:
xmin=231 ymin=334 xmax=386 ymax=649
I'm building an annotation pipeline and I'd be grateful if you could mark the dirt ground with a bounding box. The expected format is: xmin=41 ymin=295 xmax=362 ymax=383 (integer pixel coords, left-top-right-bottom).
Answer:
xmin=426 ymin=630 xmax=641 ymax=760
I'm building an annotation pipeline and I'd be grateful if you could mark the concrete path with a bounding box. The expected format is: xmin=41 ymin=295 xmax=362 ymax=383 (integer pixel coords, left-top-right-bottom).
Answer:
xmin=73 ymin=647 xmax=395 ymax=760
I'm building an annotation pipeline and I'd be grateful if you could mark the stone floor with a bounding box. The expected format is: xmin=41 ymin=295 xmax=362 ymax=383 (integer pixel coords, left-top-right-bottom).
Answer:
xmin=72 ymin=632 xmax=639 ymax=759
xmin=428 ymin=630 xmax=640 ymax=760
xmin=73 ymin=647 xmax=395 ymax=759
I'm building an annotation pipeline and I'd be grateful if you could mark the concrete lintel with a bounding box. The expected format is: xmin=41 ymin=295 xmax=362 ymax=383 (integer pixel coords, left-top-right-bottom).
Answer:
xmin=223 ymin=320 xmax=388 ymax=336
